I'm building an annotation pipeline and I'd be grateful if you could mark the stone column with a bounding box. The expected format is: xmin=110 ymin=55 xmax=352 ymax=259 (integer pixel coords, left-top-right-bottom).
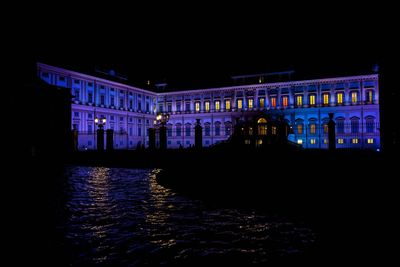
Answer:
xmin=195 ymin=119 xmax=203 ymax=149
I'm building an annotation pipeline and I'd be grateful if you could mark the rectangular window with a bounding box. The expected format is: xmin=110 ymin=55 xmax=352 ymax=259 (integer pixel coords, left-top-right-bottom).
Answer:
xmin=324 ymin=139 xmax=328 ymax=144
xmin=87 ymin=124 xmax=92 ymax=133
xmin=324 ymin=124 xmax=329 ymax=133
xmin=352 ymin=138 xmax=359 ymax=144
xmin=297 ymin=124 xmax=303 ymax=135
xmin=271 ymin=97 xmax=276 ymax=108
xmin=167 ymin=128 xmax=172 ymax=137
xmin=367 ymin=138 xmax=374 ymax=144
xmin=110 ymin=116 xmax=114 ymax=121
xmin=310 ymin=124 xmax=316 ymax=134
xmin=186 ymin=102 xmax=191 ymax=111
xmin=309 ymin=95 xmax=316 ymax=106
xmin=259 ymin=98 xmax=265 ymax=108
xmin=129 ymin=127 xmax=133 ymax=136
xmin=225 ymin=100 xmax=231 ymax=110
xmin=119 ymin=98 xmax=124 ymax=108
xmin=282 ymin=96 xmax=288 ymax=108
xmin=129 ymin=100 xmax=133 ymax=109
xmin=248 ymin=99 xmax=253 ymax=109
xmin=337 ymin=93 xmax=343 ymax=104
xmin=205 ymin=101 xmax=210 ymax=112
xmin=215 ymin=101 xmax=220 ymax=111
xmin=351 ymin=92 xmax=358 ymax=103
xmin=176 ymin=102 xmax=181 ymax=112
xmin=296 ymin=95 xmax=303 ymax=107
xmin=338 ymin=138 xmax=344 ymax=144
xmin=100 ymin=95 xmax=105 ymax=105
xmin=167 ymin=103 xmax=172 ymax=112
xmin=146 ymin=103 xmax=150 ymax=112
xmin=323 ymin=93 xmax=329 ymax=105
xmin=74 ymin=112 xmax=79 ymax=118
xmin=310 ymin=138 xmax=316 ymax=144
xmin=297 ymin=139 xmax=303 ymax=144
xmin=272 ymin=126 xmax=277 ymax=135
xmin=138 ymin=127 xmax=141 ymax=136
xmin=120 ymin=117 xmax=123 ymax=122
xmin=88 ymin=92 xmax=93 ymax=103
xmin=176 ymin=127 xmax=181 ymax=137
xmin=158 ymin=104 xmax=163 ymax=112
xmin=110 ymin=96 xmax=115 ymax=106
xmin=367 ymin=91 xmax=373 ymax=103
xmin=237 ymin=99 xmax=243 ymax=109
xmin=185 ymin=126 xmax=191 ymax=136
xmin=195 ymin=102 xmax=200 ymax=112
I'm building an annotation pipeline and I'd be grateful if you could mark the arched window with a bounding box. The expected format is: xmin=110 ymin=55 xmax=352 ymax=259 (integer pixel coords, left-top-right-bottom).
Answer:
xmin=185 ymin=123 xmax=191 ymax=137
xmin=215 ymin=122 xmax=221 ymax=136
xmin=336 ymin=117 xmax=345 ymax=134
xmin=175 ymin=123 xmax=182 ymax=137
xmin=350 ymin=117 xmax=360 ymax=133
xmin=167 ymin=123 xmax=173 ymax=137
xmin=366 ymin=116 xmax=375 ymax=133
xmin=309 ymin=118 xmax=317 ymax=134
xmin=225 ymin=121 xmax=232 ymax=136
xmin=257 ymin=118 xmax=267 ymax=135
xmin=322 ymin=118 xmax=329 ymax=134
xmin=204 ymin=122 xmax=211 ymax=136
xmin=295 ymin=119 xmax=304 ymax=135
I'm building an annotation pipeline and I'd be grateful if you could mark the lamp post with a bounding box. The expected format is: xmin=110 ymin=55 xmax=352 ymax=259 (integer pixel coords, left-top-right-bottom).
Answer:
xmin=95 ymin=117 xmax=106 ymax=151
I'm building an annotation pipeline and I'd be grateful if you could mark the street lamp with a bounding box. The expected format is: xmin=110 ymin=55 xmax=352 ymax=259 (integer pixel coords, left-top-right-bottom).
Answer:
xmin=95 ymin=117 xmax=106 ymax=129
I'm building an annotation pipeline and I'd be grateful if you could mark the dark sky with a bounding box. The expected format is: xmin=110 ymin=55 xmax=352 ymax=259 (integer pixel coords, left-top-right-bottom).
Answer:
xmin=23 ymin=4 xmax=395 ymax=90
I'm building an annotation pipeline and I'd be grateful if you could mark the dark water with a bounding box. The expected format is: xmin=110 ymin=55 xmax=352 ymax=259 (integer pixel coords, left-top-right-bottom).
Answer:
xmin=54 ymin=166 xmax=316 ymax=266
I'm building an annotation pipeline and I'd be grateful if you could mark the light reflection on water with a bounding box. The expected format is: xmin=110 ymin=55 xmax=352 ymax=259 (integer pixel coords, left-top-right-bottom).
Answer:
xmin=57 ymin=166 xmax=315 ymax=266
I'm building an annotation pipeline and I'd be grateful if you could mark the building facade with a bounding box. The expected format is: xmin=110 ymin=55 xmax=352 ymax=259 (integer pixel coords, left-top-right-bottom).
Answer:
xmin=37 ymin=63 xmax=380 ymax=150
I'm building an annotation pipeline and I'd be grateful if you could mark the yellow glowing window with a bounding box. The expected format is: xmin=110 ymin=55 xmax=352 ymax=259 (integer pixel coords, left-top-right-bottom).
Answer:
xmin=297 ymin=124 xmax=303 ymax=134
xmin=248 ymin=99 xmax=253 ymax=109
xmin=337 ymin=93 xmax=343 ymax=104
xmin=271 ymin=97 xmax=276 ymax=108
xmin=352 ymin=138 xmax=358 ymax=144
xmin=367 ymin=91 xmax=373 ymax=103
xmin=310 ymin=139 xmax=316 ymax=144
xmin=225 ymin=100 xmax=231 ymax=110
xmin=324 ymin=124 xmax=329 ymax=133
xmin=324 ymin=139 xmax=328 ymax=144
xmin=367 ymin=138 xmax=374 ymax=144
xmin=338 ymin=138 xmax=344 ymax=144
xmin=205 ymin=101 xmax=210 ymax=112
xmin=310 ymin=124 xmax=316 ymax=134
xmin=309 ymin=95 xmax=316 ymax=106
xmin=215 ymin=101 xmax=220 ymax=111
xmin=272 ymin=126 xmax=277 ymax=135
xmin=237 ymin=99 xmax=243 ymax=109
xmin=296 ymin=95 xmax=303 ymax=106
xmin=323 ymin=94 xmax=329 ymax=105
xmin=195 ymin=102 xmax=200 ymax=112
xmin=282 ymin=96 xmax=288 ymax=107
xmin=351 ymin=92 xmax=358 ymax=103
xmin=297 ymin=139 xmax=303 ymax=144
xmin=249 ymin=127 xmax=253 ymax=135
xmin=259 ymin=98 xmax=265 ymax=108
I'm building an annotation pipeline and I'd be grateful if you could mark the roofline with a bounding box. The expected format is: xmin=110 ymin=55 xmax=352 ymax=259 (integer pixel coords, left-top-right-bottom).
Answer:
xmin=159 ymin=74 xmax=379 ymax=95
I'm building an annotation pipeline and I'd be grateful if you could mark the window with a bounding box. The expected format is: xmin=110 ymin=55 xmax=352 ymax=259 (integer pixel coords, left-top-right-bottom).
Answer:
xmin=237 ymin=99 xmax=243 ymax=109
xmin=74 ymin=79 xmax=80 ymax=84
xmin=146 ymin=103 xmax=150 ymax=112
xmin=176 ymin=124 xmax=182 ymax=137
xmin=42 ymin=72 xmax=49 ymax=78
xmin=351 ymin=92 xmax=358 ymax=104
xmin=309 ymin=94 xmax=316 ymax=106
xmin=138 ymin=102 xmax=142 ymax=111
xmin=259 ymin=98 xmax=265 ymax=109
xmin=225 ymin=100 xmax=231 ymax=110
xmin=186 ymin=102 xmax=191 ymax=112
xmin=272 ymin=126 xmax=277 ymax=135
xmin=352 ymin=138 xmax=359 ymax=144
xmin=257 ymin=118 xmax=267 ymax=135
xmin=310 ymin=123 xmax=316 ymax=134
xmin=215 ymin=101 xmax=220 ymax=111
xmin=205 ymin=101 xmax=210 ymax=112
xmin=119 ymin=98 xmax=124 ymax=108
xmin=205 ymin=123 xmax=211 ymax=136
xmin=297 ymin=139 xmax=303 ymax=144
xmin=310 ymin=139 xmax=316 ymax=144
xmin=158 ymin=104 xmax=163 ymax=112
xmin=225 ymin=122 xmax=232 ymax=136
xmin=195 ymin=102 xmax=200 ymax=112
xmin=100 ymin=95 xmax=105 ymax=105
xmin=297 ymin=124 xmax=303 ymax=135
xmin=88 ymin=113 xmax=93 ymax=119
xmin=338 ymin=138 xmax=344 ymax=144
xmin=336 ymin=119 xmax=345 ymax=134
xmin=323 ymin=93 xmax=330 ymax=105
xmin=88 ymin=124 xmax=92 ymax=133
xmin=271 ymin=97 xmax=276 ymax=108
xmin=366 ymin=118 xmax=375 ymax=133
xmin=120 ymin=117 xmax=124 ymax=122
xmin=110 ymin=96 xmax=115 ymax=106
xmin=323 ymin=124 xmax=329 ymax=133
xmin=324 ymin=139 xmax=328 ymax=144
xmin=88 ymin=140 xmax=92 ymax=146
xmin=176 ymin=102 xmax=181 ymax=112
xmin=72 ymin=124 xmax=79 ymax=130
xmin=248 ymin=99 xmax=253 ymax=109
xmin=167 ymin=103 xmax=172 ymax=112
xmin=74 ymin=112 xmax=79 ymax=118
xmin=129 ymin=100 xmax=133 ymax=109
xmin=110 ymin=116 xmax=114 ymax=121
xmin=366 ymin=90 xmax=374 ymax=103
xmin=88 ymin=82 xmax=93 ymax=87
xmin=74 ymin=89 xmax=80 ymax=100
xmin=59 ymin=76 xmax=65 ymax=81
xmin=281 ymin=96 xmax=288 ymax=108
xmin=351 ymin=119 xmax=359 ymax=133
xmin=185 ymin=124 xmax=191 ymax=136
xmin=167 ymin=125 xmax=172 ymax=137
xmin=337 ymin=92 xmax=343 ymax=104
xmin=129 ymin=127 xmax=133 ymax=136
xmin=296 ymin=95 xmax=303 ymax=107
xmin=215 ymin=122 xmax=221 ymax=136
xmin=138 ymin=127 xmax=141 ymax=136
xmin=367 ymin=138 xmax=374 ymax=144
xmin=88 ymin=92 xmax=93 ymax=103
xmin=249 ymin=127 xmax=253 ymax=135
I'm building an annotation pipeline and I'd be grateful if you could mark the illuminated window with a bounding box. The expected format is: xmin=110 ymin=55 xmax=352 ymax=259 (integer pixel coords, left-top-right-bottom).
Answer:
xmin=282 ymin=96 xmax=288 ymax=107
xmin=271 ymin=97 xmax=276 ymax=108
xmin=337 ymin=93 xmax=343 ymax=104
xmin=248 ymin=99 xmax=253 ymax=109
xmin=310 ymin=124 xmax=316 ymax=134
xmin=249 ymin=127 xmax=253 ymax=135
xmin=297 ymin=124 xmax=303 ymax=134
xmin=309 ymin=94 xmax=316 ymax=106
xmin=323 ymin=93 xmax=330 ymax=105
xmin=245 ymin=139 xmax=251 ymax=145
xmin=205 ymin=101 xmax=210 ymax=112
xmin=323 ymin=124 xmax=329 ymax=133
xmin=296 ymin=95 xmax=303 ymax=107
xmin=272 ymin=126 xmax=277 ymax=135
xmin=225 ymin=100 xmax=231 ymax=110
xmin=195 ymin=102 xmax=200 ymax=112
xmin=259 ymin=98 xmax=265 ymax=108
xmin=310 ymin=139 xmax=316 ymax=144
xmin=367 ymin=138 xmax=374 ymax=144
xmin=351 ymin=92 xmax=358 ymax=103
xmin=297 ymin=139 xmax=303 ymax=144
xmin=215 ymin=101 xmax=220 ymax=111
xmin=237 ymin=99 xmax=243 ymax=109
xmin=324 ymin=139 xmax=328 ymax=144
xmin=352 ymin=138 xmax=358 ymax=144
xmin=366 ymin=90 xmax=374 ymax=103
xmin=338 ymin=138 xmax=344 ymax=144
xmin=257 ymin=118 xmax=267 ymax=135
